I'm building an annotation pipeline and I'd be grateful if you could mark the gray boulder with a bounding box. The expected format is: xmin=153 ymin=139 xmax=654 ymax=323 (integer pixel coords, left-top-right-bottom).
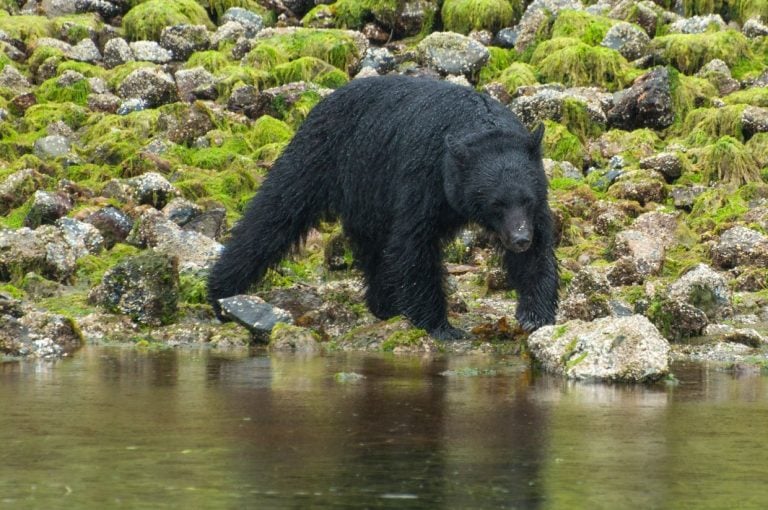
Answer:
xmin=218 ymin=295 xmax=293 ymax=338
xmin=89 ymin=252 xmax=179 ymax=326
xmin=23 ymin=190 xmax=73 ymax=228
xmin=129 ymin=41 xmax=173 ymax=64
xmin=711 ymin=226 xmax=768 ymax=269
xmin=103 ymin=37 xmax=134 ymax=68
xmin=221 ymin=8 xmax=264 ymax=37
xmin=84 ymin=206 xmax=133 ymax=248
xmin=669 ymin=14 xmax=725 ymax=34
xmin=174 ymin=66 xmax=216 ymax=102
xmin=1 ymin=311 xmax=83 ymax=359
xmin=613 ymin=229 xmax=665 ymax=277
xmin=639 ymin=152 xmax=683 ymax=182
xmin=68 ymin=38 xmax=101 ymax=62
xmin=56 ymin=217 xmax=104 ymax=258
xmin=160 ymin=24 xmax=210 ymax=61
xmin=528 ymin=315 xmax=670 ymax=382
xmin=126 ymin=172 xmax=179 ymax=208
xmin=33 ymin=135 xmax=72 ymax=160
xmin=608 ymin=66 xmax=674 ymax=130
xmin=0 ymin=65 xmax=32 ymax=94
xmin=0 ymin=226 xmax=80 ymax=283
xmin=416 ymin=32 xmax=489 ymax=76
xmin=743 ymin=17 xmax=768 ymax=38
xmin=117 ymin=67 xmax=178 ymax=107
xmin=667 ymin=263 xmax=731 ymax=320
xmin=601 ymin=21 xmax=650 ymax=61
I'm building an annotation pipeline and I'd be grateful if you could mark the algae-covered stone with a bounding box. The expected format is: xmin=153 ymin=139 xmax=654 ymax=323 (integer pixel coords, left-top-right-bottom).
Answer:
xmin=416 ymin=31 xmax=489 ymax=76
xmin=535 ymin=39 xmax=631 ymax=91
xmin=608 ymin=66 xmax=674 ymax=130
xmin=0 ymin=168 xmax=49 ymax=215
xmin=103 ymin=37 xmax=134 ymax=68
xmin=528 ymin=315 xmax=670 ymax=382
xmin=558 ymin=266 xmax=612 ymax=322
xmin=651 ymin=30 xmax=752 ymax=75
xmin=159 ymin=24 xmax=211 ymax=61
xmin=85 ymin=206 xmax=133 ymax=248
xmin=441 ymin=0 xmax=520 ymax=35
xmin=268 ymin=323 xmax=321 ymax=353
xmin=89 ymin=252 xmax=180 ymax=326
xmin=122 ymin=0 xmax=214 ymax=42
xmin=1 ymin=311 xmax=83 ymax=359
xmin=117 ymin=67 xmax=178 ymax=107
xmin=600 ymin=21 xmax=650 ymax=60
xmin=613 ymin=228 xmax=665 ymax=277
xmin=667 ymin=263 xmax=731 ymax=320
xmin=0 ymin=226 xmax=79 ymax=283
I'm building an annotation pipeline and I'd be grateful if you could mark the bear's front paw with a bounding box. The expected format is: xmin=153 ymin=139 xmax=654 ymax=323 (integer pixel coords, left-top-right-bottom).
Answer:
xmin=430 ymin=324 xmax=467 ymax=341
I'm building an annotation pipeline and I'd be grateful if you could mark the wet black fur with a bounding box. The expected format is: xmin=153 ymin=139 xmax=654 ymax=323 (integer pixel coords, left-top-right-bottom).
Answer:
xmin=208 ymin=75 xmax=559 ymax=340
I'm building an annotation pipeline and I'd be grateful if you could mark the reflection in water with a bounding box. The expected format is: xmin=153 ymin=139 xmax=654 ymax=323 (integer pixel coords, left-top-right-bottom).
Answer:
xmin=0 ymin=350 xmax=767 ymax=508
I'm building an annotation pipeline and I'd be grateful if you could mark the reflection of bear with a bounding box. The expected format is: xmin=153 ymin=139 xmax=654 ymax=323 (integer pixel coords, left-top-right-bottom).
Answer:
xmin=208 ymin=75 xmax=558 ymax=340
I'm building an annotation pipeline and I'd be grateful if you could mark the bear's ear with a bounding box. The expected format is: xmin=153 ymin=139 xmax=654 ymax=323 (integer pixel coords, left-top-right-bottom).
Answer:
xmin=531 ymin=123 xmax=545 ymax=147
xmin=445 ymin=134 xmax=470 ymax=166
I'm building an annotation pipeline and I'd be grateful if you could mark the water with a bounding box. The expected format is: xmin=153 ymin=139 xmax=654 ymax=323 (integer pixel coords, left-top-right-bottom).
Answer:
xmin=1 ymin=347 xmax=767 ymax=509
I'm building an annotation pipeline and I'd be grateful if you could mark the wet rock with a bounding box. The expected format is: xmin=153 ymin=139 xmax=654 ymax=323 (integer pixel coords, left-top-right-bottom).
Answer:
xmin=56 ymin=217 xmax=104 ymax=258
xmin=117 ymin=67 xmax=178 ymax=108
xmin=558 ymin=267 xmax=612 ymax=322
xmin=515 ymin=0 xmax=582 ymax=52
xmin=39 ymin=0 xmax=78 ymax=16
xmin=655 ymin=299 xmax=709 ymax=340
xmin=591 ymin=200 xmax=630 ymax=235
xmin=0 ymin=292 xmax=23 ymax=318
xmin=601 ymin=21 xmax=650 ymax=61
xmin=0 ymin=168 xmax=48 ymax=215
xmin=669 ymin=14 xmax=725 ymax=34
xmin=9 ymin=92 xmax=37 ymax=116
xmin=85 ymin=206 xmax=134 ymax=248
xmin=89 ymin=252 xmax=179 ymax=326
xmin=68 ymin=38 xmax=101 ymax=62
xmin=360 ymin=47 xmax=396 ymax=74
xmin=226 ymin=84 xmax=259 ymax=116
xmin=268 ymin=323 xmax=321 ymax=353
xmin=23 ymin=190 xmax=73 ymax=229
xmin=126 ymin=209 xmax=222 ymax=272
xmin=182 ymin=208 xmax=226 ymax=241
xmin=510 ymin=86 xmax=609 ymax=132
xmin=416 ymin=32 xmax=489 ymax=76
xmin=743 ymin=17 xmax=768 ymax=38
xmin=162 ymin=198 xmax=202 ymax=226
xmin=126 ymin=172 xmax=179 ymax=209
xmin=696 ymin=59 xmax=739 ymax=96
xmin=639 ymin=152 xmax=683 ymax=182
xmin=711 ymin=226 xmax=768 ymax=269
xmin=528 ymin=315 xmax=670 ymax=382
xmin=493 ymin=27 xmax=517 ymax=49
xmin=0 ymin=226 xmax=79 ymax=283
xmin=218 ymin=294 xmax=293 ymax=338
xmin=613 ymin=229 xmax=665 ymax=276
xmin=87 ymin=92 xmax=121 ymax=113
xmin=607 ymin=177 xmax=666 ymax=205
xmin=0 ymin=64 xmax=31 ymax=94
xmin=221 ymin=7 xmax=264 ymax=37
xmin=394 ymin=0 xmax=436 ymax=37
xmin=33 ymin=135 xmax=72 ymax=160
xmin=159 ymin=24 xmax=210 ymax=61
xmin=608 ymin=67 xmax=674 ymax=130
xmin=158 ymin=104 xmax=215 ymax=145
xmin=174 ymin=66 xmax=216 ymax=102
xmin=20 ymin=272 xmax=65 ymax=299
xmin=129 ymin=41 xmax=173 ymax=64
xmin=606 ymin=256 xmax=644 ymax=286
xmin=103 ymin=37 xmax=134 ymax=68
xmin=116 ymin=97 xmax=149 ymax=115
xmin=361 ymin=23 xmax=389 ymax=44
xmin=631 ymin=211 xmax=679 ymax=249
xmin=211 ymin=21 xmax=245 ymax=48
xmin=670 ymin=185 xmax=707 ymax=210
xmin=741 ymin=105 xmax=768 ymax=139
xmin=75 ymin=0 xmax=123 ymax=21
xmin=667 ymin=264 xmax=731 ymax=320
xmin=704 ymin=324 xmax=767 ymax=348
xmin=1 ymin=312 xmax=82 ymax=359
xmin=76 ymin=312 xmax=140 ymax=343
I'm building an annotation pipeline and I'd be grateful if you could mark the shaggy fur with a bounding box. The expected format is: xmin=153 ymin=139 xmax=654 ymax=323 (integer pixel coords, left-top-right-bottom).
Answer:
xmin=208 ymin=75 xmax=558 ymax=340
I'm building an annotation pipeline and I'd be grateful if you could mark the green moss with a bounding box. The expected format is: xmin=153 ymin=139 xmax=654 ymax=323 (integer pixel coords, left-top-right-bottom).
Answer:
xmin=441 ymin=0 xmax=521 ymax=35
xmin=79 ymin=110 xmax=161 ymax=166
xmin=494 ymin=62 xmax=538 ymax=94
xmin=550 ymin=9 xmax=615 ymax=46
xmin=243 ymin=44 xmax=290 ymax=71
xmin=0 ymin=14 xmax=52 ymax=42
xmin=50 ymin=13 xmax=102 ymax=44
xmin=542 ymin=120 xmax=584 ymax=168
xmin=56 ymin=60 xmax=108 ymax=79
xmin=179 ymin=273 xmax=208 ymax=304
xmin=0 ymin=283 xmax=23 ymax=299
xmin=724 ymin=88 xmax=768 ymax=107
xmin=76 ymin=244 xmax=141 ymax=285
xmin=246 ymin=115 xmax=294 ymax=148
xmin=35 ymin=76 xmax=91 ymax=106
xmin=106 ymin=61 xmax=156 ymax=90
xmin=686 ymin=186 xmax=763 ymax=232
xmin=214 ymin=66 xmax=268 ymax=99
xmin=477 ymin=46 xmax=518 ymax=86
xmin=683 ymin=105 xmax=747 ymax=143
xmin=562 ymin=97 xmax=604 ymax=142
xmin=268 ymin=56 xmax=349 ymax=88
xmin=186 ymin=50 xmax=233 ymax=74
xmin=174 ymin=167 xmax=260 ymax=215
xmin=651 ymin=30 xmax=752 ymax=75
xmin=728 ymin=0 xmax=768 ymax=23
xmin=381 ymin=328 xmax=428 ymax=351
xmin=0 ymin=196 xmax=34 ymax=229
xmin=746 ymin=132 xmax=768 ymax=168
xmin=529 ymin=37 xmax=580 ymax=66
xmin=206 ymin=0 xmax=274 ymax=23
xmin=535 ymin=39 xmax=631 ymax=91
xmin=122 ymin=0 xmax=213 ymax=41
xmin=37 ymin=292 xmax=95 ymax=318
xmin=245 ymin=28 xmax=364 ymax=73
xmin=270 ymin=89 xmax=324 ymax=129
xmin=669 ymin=69 xmax=716 ymax=127
xmin=23 ymin=102 xmax=89 ymax=133
xmin=27 ymin=46 xmax=65 ymax=77
xmin=696 ymin=136 xmax=762 ymax=186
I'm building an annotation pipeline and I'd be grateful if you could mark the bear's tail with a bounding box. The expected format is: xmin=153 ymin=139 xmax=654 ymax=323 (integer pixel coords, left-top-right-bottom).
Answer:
xmin=207 ymin=152 xmax=328 ymax=316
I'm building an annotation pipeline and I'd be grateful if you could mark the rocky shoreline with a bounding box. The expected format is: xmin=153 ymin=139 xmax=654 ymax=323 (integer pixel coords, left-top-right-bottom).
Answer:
xmin=1 ymin=0 xmax=768 ymax=380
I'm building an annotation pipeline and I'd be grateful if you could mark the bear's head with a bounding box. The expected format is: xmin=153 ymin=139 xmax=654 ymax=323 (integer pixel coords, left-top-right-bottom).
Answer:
xmin=444 ymin=125 xmax=546 ymax=253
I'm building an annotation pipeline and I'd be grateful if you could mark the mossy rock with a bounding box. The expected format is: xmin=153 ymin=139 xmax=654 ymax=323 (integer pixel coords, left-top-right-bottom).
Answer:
xmin=725 ymin=88 xmax=768 ymax=108
xmin=50 ymin=13 xmax=102 ymax=44
xmin=326 ymin=0 xmax=397 ymax=30
xmin=186 ymin=50 xmax=233 ymax=74
xmin=542 ymin=120 xmax=584 ymax=168
xmin=682 ymin=0 xmax=768 ymax=24
xmin=534 ymin=39 xmax=631 ymax=91
xmin=244 ymin=28 xmax=364 ymax=74
xmin=746 ymin=132 xmax=768 ymax=167
xmin=494 ymin=62 xmax=538 ymax=94
xmin=247 ymin=115 xmax=294 ymax=148
xmin=442 ymin=0 xmax=521 ymax=35
xmin=205 ymin=0 xmax=274 ymax=22
xmin=122 ymin=0 xmax=214 ymax=42
xmin=22 ymin=102 xmax=89 ymax=133
xmin=0 ymin=14 xmax=52 ymax=42
xmin=651 ymin=30 xmax=753 ymax=76
xmin=477 ymin=46 xmax=517 ymax=85
xmin=669 ymin=69 xmax=717 ymax=126
xmin=550 ymin=9 xmax=615 ymax=46
xmin=35 ymin=76 xmax=91 ymax=106
xmin=589 ymin=128 xmax=662 ymax=167
xmin=693 ymin=135 xmax=762 ymax=186
xmin=267 ymin=56 xmax=349 ymax=88
xmin=683 ymin=105 xmax=748 ymax=143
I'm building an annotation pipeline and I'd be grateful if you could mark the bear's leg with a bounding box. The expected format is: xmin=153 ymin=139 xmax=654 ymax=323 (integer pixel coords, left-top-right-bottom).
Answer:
xmin=356 ymin=248 xmax=398 ymax=320
xmin=207 ymin=157 xmax=325 ymax=317
xmin=383 ymin=233 xmax=465 ymax=341
xmin=504 ymin=246 xmax=559 ymax=331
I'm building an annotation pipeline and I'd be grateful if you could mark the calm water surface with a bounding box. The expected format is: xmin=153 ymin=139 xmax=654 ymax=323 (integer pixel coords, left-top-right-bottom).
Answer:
xmin=1 ymin=347 xmax=767 ymax=509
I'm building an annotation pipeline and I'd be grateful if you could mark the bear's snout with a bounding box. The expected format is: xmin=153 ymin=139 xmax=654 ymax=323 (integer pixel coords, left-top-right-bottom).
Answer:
xmin=501 ymin=208 xmax=533 ymax=252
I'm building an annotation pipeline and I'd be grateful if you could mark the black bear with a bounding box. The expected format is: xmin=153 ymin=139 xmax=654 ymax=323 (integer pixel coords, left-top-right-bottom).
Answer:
xmin=208 ymin=75 xmax=558 ymax=340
